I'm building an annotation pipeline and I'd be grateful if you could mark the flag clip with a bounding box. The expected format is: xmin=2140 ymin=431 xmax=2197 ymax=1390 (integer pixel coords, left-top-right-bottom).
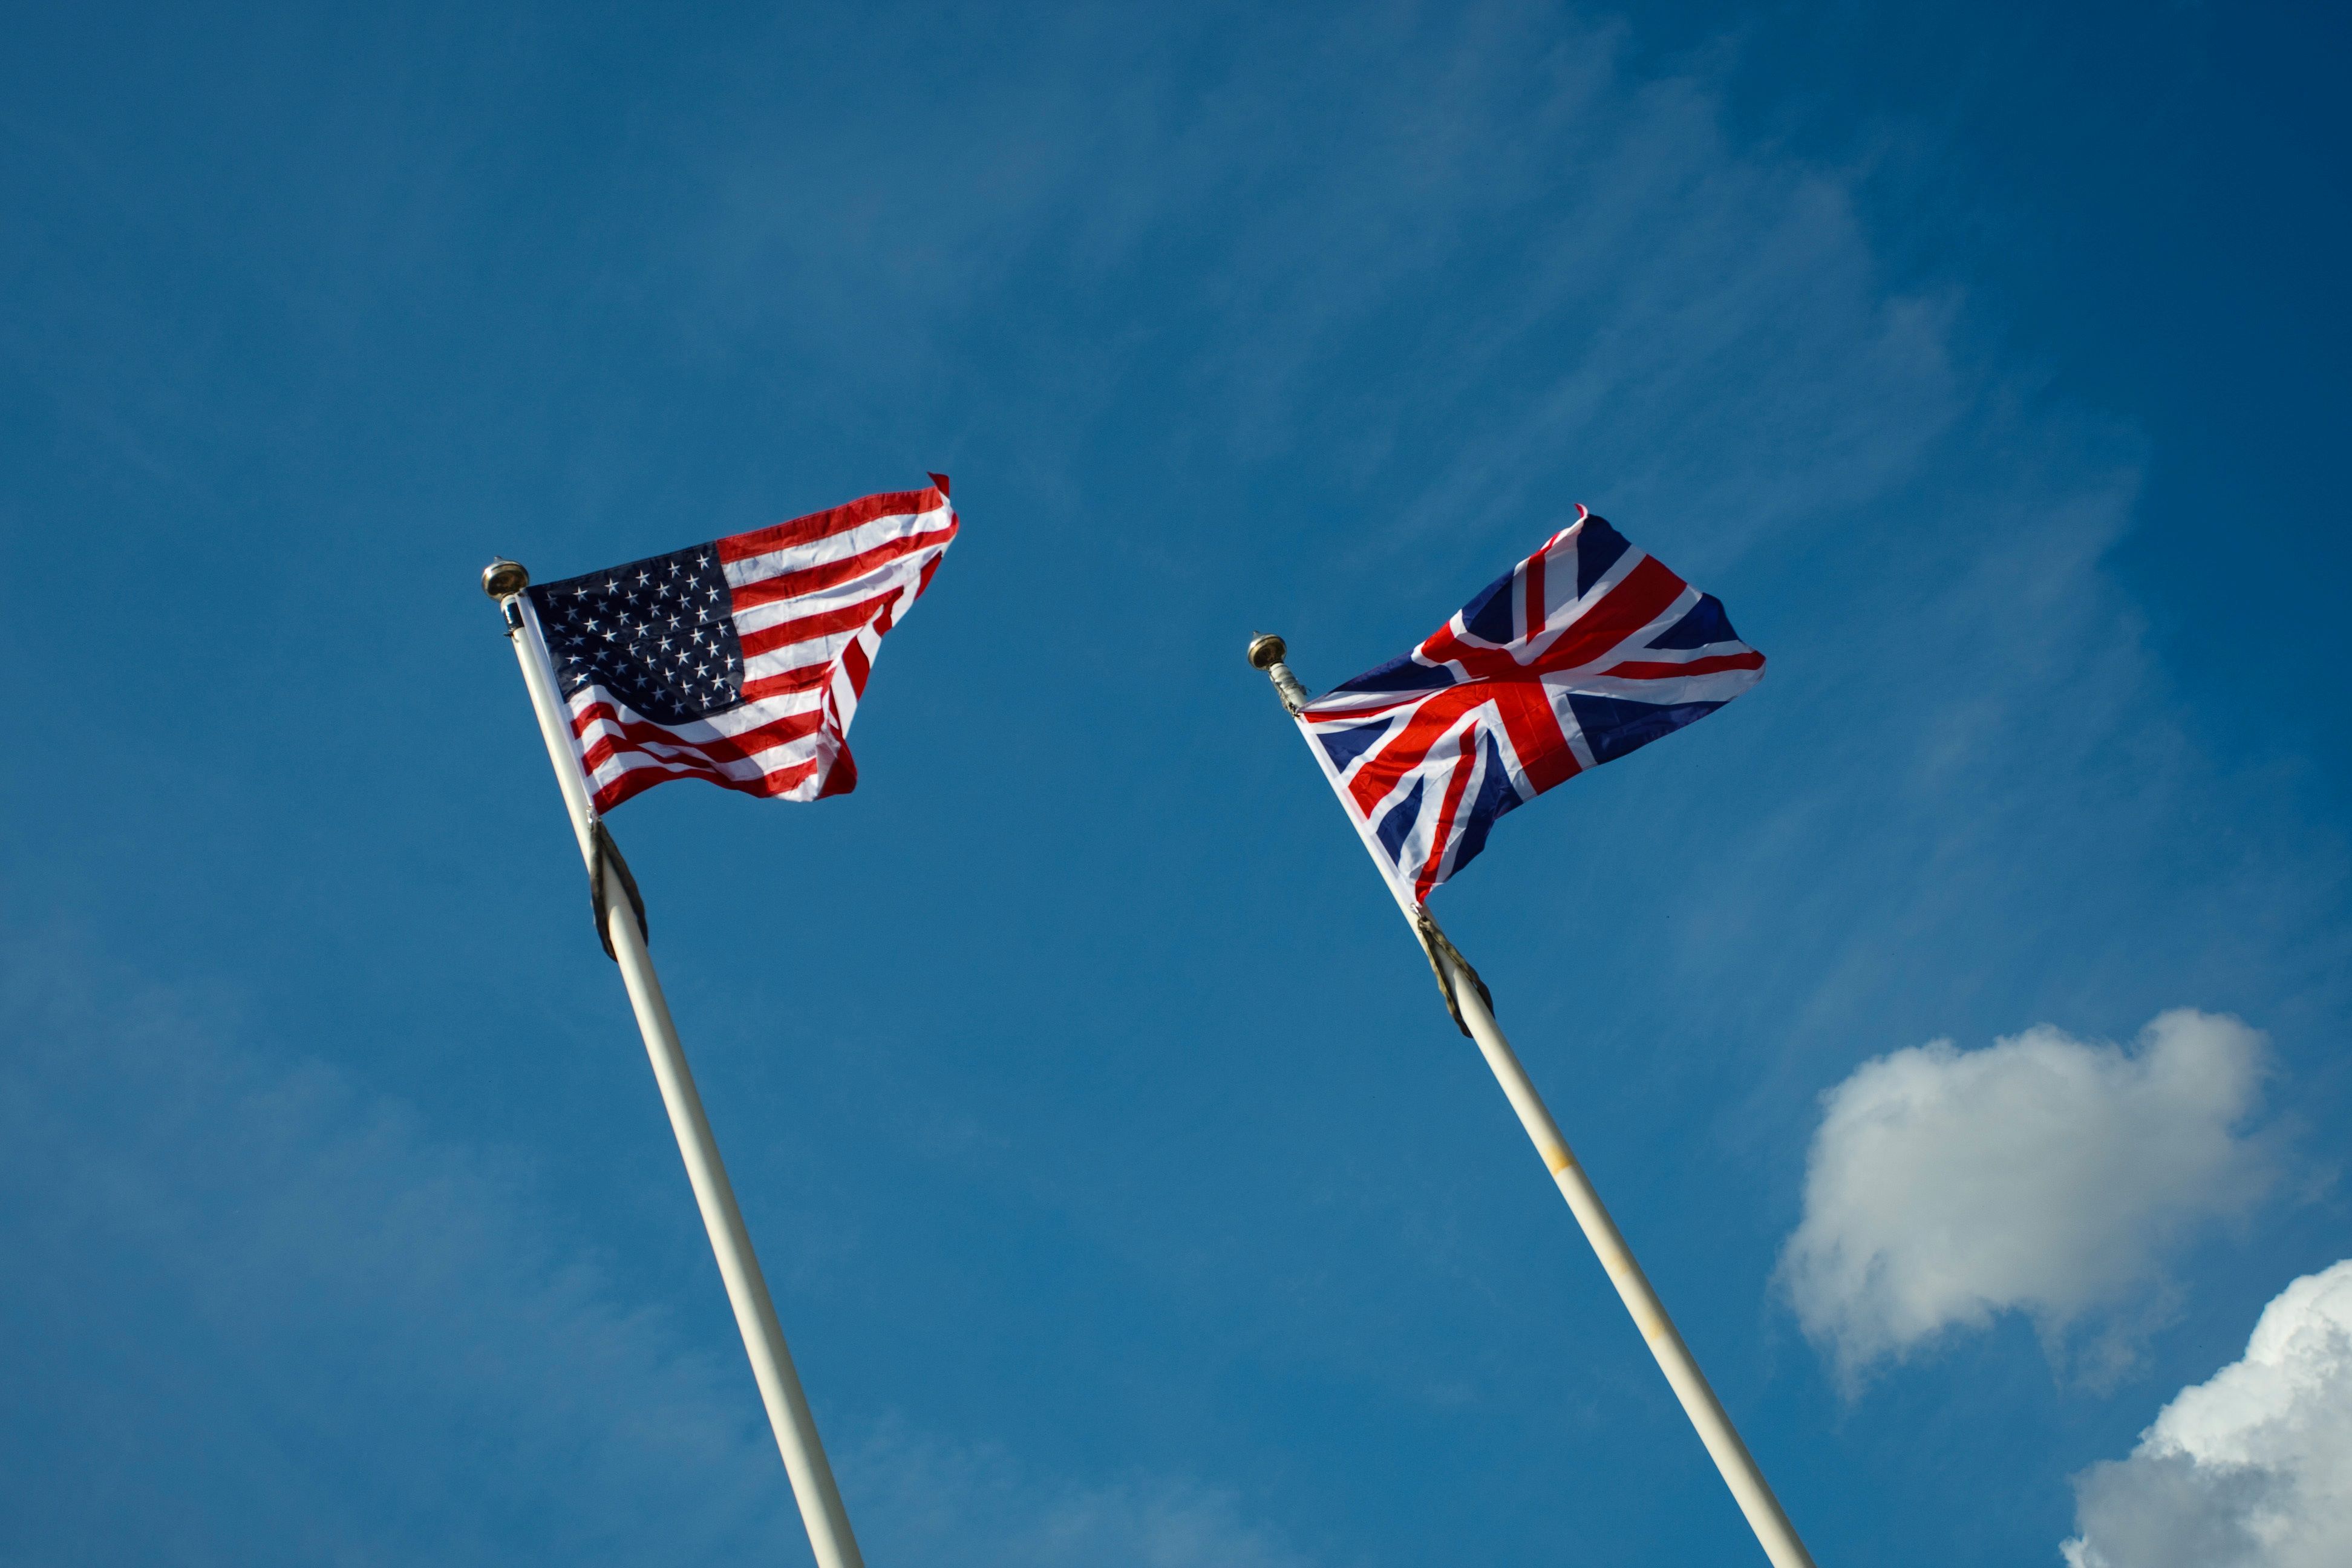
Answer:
xmin=590 ymin=820 xmax=649 ymax=961
xmin=1413 ymin=908 xmax=1492 ymax=1037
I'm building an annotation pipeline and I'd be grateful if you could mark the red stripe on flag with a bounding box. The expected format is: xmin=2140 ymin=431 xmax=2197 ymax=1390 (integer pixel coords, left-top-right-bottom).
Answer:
xmin=592 ymin=756 xmax=818 ymax=813
xmin=572 ymin=700 xmax=826 ymax=766
xmin=816 ymin=748 xmax=858 ymax=798
xmin=717 ymin=488 xmax=946 ymax=564
xmin=1487 ymin=678 xmax=1579 ymax=794
xmin=730 ymin=526 xmax=956 ymax=611
xmin=1596 ymin=652 xmax=1766 ymax=680
xmin=1416 ymin=725 xmax=1482 ymax=902
xmin=739 ymin=664 xmax=832 ymax=701
xmin=1524 ymin=556 xmax=1688 ymax=675
xmin=1341 ymin=678 xmax=1579 ymax=821
xmin=737 ymin=592 xmax=896 ymax=658
xmin=1345 ymin=685 xmax=1488 ymax=816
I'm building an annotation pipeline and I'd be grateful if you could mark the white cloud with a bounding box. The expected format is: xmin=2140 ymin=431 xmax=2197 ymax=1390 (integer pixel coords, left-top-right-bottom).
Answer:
xmin=2063 ymin=1260 xmax=2352 ymax=1568
xmin=1779 ymin=1010 xmax=2276 ymax=1382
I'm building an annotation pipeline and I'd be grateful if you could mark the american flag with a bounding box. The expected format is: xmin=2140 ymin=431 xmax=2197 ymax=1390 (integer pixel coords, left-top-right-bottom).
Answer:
xmin=523 ymin=478 xmax=958 ymax=812
xmin=1299 ymin=506 xmax=1763 ymax=905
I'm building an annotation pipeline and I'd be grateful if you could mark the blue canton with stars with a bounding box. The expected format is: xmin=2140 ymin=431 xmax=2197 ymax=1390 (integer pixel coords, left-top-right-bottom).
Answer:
xmin=526 ymin=544 xmax=746 ymax=725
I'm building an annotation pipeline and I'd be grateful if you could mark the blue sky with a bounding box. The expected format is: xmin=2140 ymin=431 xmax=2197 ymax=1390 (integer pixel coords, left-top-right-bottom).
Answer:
xmin=3 ymin=4 xmax=2347 ymax=1565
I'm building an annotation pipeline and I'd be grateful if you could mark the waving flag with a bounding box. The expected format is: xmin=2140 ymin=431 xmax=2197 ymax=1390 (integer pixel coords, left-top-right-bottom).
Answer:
xmin=1299 ymin=506 xmax=1762 ymax=904
xmin=523 ymin=477 xmax=958 ymax=812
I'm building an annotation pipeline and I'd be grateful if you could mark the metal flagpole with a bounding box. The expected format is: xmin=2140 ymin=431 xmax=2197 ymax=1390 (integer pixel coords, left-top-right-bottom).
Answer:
xmin=1247 ymin=633 xmax=1815 ymax=1568
xmin=485 ymin=559 xmax=865 ymax=1568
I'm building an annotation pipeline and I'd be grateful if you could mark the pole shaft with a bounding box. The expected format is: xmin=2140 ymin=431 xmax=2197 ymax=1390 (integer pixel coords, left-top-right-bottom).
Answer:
xmin=1257 ymin=644 xmax=1811 ymax=1567
xmin=1441 ymin=955 xmax=1815 ymax=1568
xmin=603 ymin=889 xmax=865 ymax=1568
xmin=503 ymin=595 xmax=865 ymax=1568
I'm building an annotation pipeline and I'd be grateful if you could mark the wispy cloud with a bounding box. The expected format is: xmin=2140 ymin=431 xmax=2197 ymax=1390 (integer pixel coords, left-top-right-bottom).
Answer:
xmin=652 ymin=0 xmax=2351 ymax=1397
xmin=668 ymin=2 xmax=1961 ymax=555
xmin=2064 ymin=1259 xmax=2352 ymax=1568
xmin=0 ymin=942 xmax=795 ymax=1565
xmin=841 ymin=1422 xmax=1320 ymax=1568
xmin=0 ymin=945 xmax=1315 ymax=1567
xmin=1778 ymin=1010 xmax=2279 ymax=1387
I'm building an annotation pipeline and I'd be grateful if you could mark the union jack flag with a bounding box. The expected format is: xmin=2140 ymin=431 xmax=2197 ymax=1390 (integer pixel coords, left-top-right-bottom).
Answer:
xmin=523 ymin=478 xmax=958 ymax=812
xmin=1299 ymin=506 xmax=1763 ymax=904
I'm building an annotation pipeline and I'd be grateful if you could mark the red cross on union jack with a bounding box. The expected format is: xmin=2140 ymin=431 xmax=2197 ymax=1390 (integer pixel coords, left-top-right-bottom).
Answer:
xmin=1298 ymin=506 xmax=1765 ymax=904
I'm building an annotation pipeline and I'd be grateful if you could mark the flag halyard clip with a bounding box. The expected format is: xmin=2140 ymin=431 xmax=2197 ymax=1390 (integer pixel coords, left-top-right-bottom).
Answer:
xmin=589 ymin=820 xmax=648 ymax=961
xmin=1413 ymin=907 xmax=1491 ymax=1037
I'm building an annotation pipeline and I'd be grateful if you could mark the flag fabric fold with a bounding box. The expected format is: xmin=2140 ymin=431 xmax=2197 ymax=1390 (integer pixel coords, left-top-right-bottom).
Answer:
xmin=1298 ymin=506 xmax=1763 ymax=904
xmin=524 ymin=479 xmax=958 ymax=812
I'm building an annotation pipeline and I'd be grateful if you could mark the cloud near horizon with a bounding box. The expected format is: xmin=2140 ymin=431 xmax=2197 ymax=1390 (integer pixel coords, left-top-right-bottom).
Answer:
xmin=1779 ymin=1009 xmax=2277 ymax=1383
xmin=2063 ymin=1259 xmax=2352 ymax=1568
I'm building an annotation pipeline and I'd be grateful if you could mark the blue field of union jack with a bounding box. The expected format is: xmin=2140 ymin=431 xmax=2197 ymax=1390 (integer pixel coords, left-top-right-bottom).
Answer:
xmin=1299 ymin=506 xmax=1765 ymax=904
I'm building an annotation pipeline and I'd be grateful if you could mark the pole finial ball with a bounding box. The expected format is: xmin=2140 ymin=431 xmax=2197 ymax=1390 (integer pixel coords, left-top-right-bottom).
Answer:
xmin=1247 ymin=632 xmax=1287 ymax=670
xmin=483 ymin=558 xmax=531 ymax=599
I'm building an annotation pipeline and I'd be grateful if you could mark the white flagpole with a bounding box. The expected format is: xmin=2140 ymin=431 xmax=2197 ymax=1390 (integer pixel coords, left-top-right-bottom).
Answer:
xmin=1247 ymin=633 xmax=1815 ymax=1568
xmin=486 ymin=560 xmax=865 ymax=1568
